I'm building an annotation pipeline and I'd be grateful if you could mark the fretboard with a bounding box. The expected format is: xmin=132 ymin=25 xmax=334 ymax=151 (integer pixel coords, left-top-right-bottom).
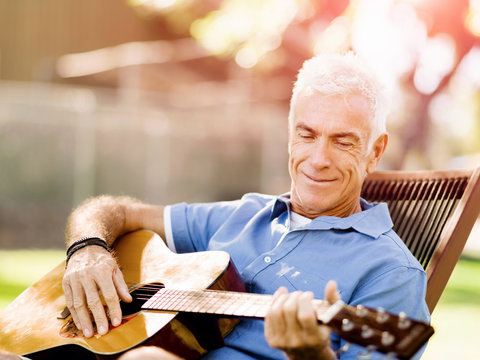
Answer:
xmin=141 ymin=288 xmax=330 ymax=320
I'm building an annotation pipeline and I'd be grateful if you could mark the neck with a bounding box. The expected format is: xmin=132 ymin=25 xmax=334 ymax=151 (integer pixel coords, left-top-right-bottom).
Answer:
xmin=290 ymin=198 xmax=362 ymax=220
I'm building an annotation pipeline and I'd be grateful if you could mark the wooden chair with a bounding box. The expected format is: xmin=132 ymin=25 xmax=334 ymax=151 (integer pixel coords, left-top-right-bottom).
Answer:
xmin=361 ymin=167 xmax=480 ymax=313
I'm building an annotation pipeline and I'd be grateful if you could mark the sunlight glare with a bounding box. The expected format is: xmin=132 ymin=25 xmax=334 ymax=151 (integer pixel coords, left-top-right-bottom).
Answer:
xmin=56 ymin=41 xmax=174 ymax=78
xmin=347 ymin=1 xmax=427 ymax=94
xmin=414 ymin=34 xmax=456 ymax=94
xmin=466 ymin=0 xmax=480 ymax=36
xmin=313 ymin=16 xmax=350 ymax=54
xmin=190 ymin=0 xmax=298 ymax=64
xmin=430 ymin=93 xmax=476 ymax=138
xmin=235 ymin=47 xmax=258 ymax=68
xmin=128 ymin=0 xmax=178 ymax=11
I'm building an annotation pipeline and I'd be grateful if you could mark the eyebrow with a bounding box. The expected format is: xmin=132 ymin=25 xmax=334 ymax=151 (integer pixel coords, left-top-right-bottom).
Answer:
xmin=295 ymin=123 xmax=361 ymax=141
xmin=295 ymin=123 xmax=314 ymax=132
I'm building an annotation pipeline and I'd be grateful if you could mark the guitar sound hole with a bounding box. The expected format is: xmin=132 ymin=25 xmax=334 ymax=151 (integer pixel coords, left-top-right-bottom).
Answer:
xmin=120 ymin=282 xmax=164 ymax=316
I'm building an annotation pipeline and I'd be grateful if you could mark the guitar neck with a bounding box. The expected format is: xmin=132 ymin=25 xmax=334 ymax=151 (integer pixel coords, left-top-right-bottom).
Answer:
xmin=141 ymin=286 xmax=434 ymax=360
xmin=142 ymin=288 xmax=331 ymax=320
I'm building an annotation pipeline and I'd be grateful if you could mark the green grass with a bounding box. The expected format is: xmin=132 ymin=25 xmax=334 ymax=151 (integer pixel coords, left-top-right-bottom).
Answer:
xmin=0 ymin=251 xmax=479 ymax=359
xmin=422 ymin=257 xmax=480 ymax=360
xmin=0 ymin=249 xmax=65 ymax=310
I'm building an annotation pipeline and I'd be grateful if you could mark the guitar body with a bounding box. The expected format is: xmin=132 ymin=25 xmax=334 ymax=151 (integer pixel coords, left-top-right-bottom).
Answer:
xmin=0 ymin=230 xmax=245 ymax=359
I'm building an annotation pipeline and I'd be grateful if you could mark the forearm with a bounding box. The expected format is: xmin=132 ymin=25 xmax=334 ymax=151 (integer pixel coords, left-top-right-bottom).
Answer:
xmin=65 ymin=195 xmax=165 ymax=248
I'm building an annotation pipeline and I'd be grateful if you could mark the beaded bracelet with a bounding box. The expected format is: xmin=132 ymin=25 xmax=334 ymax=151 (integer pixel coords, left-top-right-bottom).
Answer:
xmin=66 ymin=237 xmax=110 ymax=266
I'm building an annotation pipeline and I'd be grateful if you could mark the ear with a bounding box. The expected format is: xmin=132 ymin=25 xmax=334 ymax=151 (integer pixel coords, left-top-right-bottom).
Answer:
xmin=366 ymin=133 xmax=388 ymax=174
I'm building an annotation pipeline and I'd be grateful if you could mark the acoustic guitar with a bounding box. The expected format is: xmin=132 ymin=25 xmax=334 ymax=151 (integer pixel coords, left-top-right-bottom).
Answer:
xmin=0 ymin=230 xmax=433 ymax=360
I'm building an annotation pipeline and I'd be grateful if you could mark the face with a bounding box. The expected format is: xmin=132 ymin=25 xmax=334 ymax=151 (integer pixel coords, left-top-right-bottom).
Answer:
xmin=288 ymin=87 xmax=387 ymax=218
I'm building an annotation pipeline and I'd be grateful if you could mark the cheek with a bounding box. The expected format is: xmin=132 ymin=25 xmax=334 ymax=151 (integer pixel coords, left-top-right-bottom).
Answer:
xmin=344 ymin=158 xmax=369 ymax=186
xmin=338 ymin=152 xmax=367 ymax=178
xmin=289 ymin=143 xmax=306 ymax=166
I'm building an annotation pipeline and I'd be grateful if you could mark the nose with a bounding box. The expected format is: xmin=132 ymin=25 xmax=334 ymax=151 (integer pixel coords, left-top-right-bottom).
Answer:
xmin=309 ymin=138 xmax=332 ymax=169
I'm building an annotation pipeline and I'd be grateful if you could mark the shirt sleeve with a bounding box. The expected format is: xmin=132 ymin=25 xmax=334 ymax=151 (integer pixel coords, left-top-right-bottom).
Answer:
xmin=168 ymin=199 xmax=243 ymax=253
xmin=337 ymin=266 xmax=431 ymax=360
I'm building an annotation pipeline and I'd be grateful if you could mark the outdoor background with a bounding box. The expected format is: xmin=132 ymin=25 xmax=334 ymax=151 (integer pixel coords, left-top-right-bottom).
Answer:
xmin=0 ymin=0 xmax=479 ymax=358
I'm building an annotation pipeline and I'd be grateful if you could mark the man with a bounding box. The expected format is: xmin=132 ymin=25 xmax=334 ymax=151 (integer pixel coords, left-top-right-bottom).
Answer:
xmin=61 ymin=52 xmax=430 ymax=360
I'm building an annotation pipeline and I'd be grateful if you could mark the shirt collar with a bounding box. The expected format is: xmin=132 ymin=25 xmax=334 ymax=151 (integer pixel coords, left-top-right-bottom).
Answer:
xmin=270 ymin=193 xmax=290 ymax=220
xmin=270 ymin=195 xmax=393 ymax=239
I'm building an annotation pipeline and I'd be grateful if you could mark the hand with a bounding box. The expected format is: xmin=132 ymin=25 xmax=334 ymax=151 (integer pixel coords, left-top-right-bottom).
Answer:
xmin=265 ymin=280 xmax=341 ymax=360
xmin=62 ymin=245 xmax=132 ymax=338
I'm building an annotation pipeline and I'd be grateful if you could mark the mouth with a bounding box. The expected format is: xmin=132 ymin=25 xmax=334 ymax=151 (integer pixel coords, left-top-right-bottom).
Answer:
xmin=303 ymin=173 xmax=337 ymax=184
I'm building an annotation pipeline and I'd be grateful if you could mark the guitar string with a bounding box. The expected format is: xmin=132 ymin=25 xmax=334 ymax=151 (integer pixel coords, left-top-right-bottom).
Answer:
xmin=124 ymin=284 xmax=274 ymax=314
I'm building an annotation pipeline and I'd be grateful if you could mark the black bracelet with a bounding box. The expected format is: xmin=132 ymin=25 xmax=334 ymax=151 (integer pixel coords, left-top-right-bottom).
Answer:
xmin=66 ymin=237 xmax=107 ymax=256
xmin=66 ymin=237 xmax=110 ymax=266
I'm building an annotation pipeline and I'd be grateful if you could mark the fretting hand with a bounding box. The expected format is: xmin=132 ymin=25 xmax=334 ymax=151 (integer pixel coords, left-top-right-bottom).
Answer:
xmin=265 ymin=280 xmax=341 ymax=360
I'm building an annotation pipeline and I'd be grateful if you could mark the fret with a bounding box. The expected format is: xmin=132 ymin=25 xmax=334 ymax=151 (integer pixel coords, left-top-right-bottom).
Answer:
xmin=242 ymin=296 xmax=270 ymax=318
xmin=201 ymin=292 xmax=224 ymax=314
xmin=154 ymin=289 xmax=178 ymax=310
xmin=202 ymin=291 xmax=224 ymax=314
xmin=230 ymin=294 xmax=261 ymax=317
xmin=144 ymin=288 xmax=275 ymax=319
xmin=230 ymin=300 xmax=254 ymax=317
xmin=172 ymin=289 xmax=194 ymax=310
xmin=214 ymin=292 xmax=239 ymax=316
xmin=178 ymin=290 xmax=200 ymax=312
xmin=189 ymin=291 xmax=211 ymax=313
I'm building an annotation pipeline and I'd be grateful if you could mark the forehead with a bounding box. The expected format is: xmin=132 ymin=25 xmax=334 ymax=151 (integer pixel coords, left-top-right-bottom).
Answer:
xmin=293 ymin=87 xmax=374 ymax=131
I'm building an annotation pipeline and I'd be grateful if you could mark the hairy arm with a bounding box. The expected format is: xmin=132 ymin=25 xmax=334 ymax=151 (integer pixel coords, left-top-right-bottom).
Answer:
xmin=63 ymin=195 xmax=165 ymax=338
xmin=65 ymin=195 xmax=166 ymax=247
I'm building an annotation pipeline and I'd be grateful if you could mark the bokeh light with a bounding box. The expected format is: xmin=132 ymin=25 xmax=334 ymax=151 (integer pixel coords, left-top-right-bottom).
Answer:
xmin=190 ymin=0 xmax=298 ymax=68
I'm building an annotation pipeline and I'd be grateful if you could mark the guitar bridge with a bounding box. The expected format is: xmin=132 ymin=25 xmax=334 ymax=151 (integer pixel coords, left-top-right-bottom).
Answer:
xmin=57 ymin=306 xmax=71 ymax=320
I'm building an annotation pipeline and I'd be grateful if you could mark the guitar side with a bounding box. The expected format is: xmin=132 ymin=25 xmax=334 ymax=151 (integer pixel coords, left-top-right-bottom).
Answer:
xmin=0 ymin=230 xmax=243 ymax=359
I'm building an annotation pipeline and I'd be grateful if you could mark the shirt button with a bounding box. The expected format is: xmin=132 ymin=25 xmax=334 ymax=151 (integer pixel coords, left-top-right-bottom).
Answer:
xmin=264 ymin=256 xmax=272 ymax=263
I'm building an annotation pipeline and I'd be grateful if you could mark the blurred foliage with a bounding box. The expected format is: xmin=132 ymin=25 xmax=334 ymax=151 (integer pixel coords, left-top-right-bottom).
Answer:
xmin=1 ymin=0 xmax=479 ymax=248
xmin=124 ymin=0 xmax=480 ymax=169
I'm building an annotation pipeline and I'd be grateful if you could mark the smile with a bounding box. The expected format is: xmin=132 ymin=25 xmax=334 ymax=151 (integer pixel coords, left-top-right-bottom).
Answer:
xmin=303 ymin=173 xmax=336 ymax=183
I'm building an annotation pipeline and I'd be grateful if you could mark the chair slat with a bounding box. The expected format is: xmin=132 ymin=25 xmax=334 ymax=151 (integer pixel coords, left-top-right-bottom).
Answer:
xmin=361 ymin=168 xmax=480 ymax=312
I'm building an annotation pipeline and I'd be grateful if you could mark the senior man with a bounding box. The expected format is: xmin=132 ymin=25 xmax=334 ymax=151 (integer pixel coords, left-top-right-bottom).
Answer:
xmin=61 ymin=52 xmax=430 ymax=360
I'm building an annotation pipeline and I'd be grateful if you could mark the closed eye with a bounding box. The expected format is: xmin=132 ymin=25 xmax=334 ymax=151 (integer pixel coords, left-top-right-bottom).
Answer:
xmin=296 ymin=130 xmax=315 ymax=140
xmin=295 ymin=123 xmax=316 ymax=140
xmin=333 ymin=132 xmax=360 ymax=150
xmin=335 ymin=140 xmax=354 ymax=149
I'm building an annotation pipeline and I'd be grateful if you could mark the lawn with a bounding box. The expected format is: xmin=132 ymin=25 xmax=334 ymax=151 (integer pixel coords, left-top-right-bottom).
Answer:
xmin=0 ymin=250 xmax=479 ymax=359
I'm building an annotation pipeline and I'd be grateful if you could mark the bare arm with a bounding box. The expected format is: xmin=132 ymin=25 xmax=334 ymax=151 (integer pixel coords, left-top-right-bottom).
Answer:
xmin=65 ymin=195 xmax=166 ymax=248
xmin=62 ymin=195 xmax=166 ymax=338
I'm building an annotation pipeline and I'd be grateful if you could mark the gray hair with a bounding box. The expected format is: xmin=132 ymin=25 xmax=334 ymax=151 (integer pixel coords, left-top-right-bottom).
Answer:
xmin=289 ymin=52 xmax=389 ymax=149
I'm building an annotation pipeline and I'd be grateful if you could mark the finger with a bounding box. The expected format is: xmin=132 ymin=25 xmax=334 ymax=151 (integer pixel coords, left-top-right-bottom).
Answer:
xmin=95 ymin=267 xmax=125 ymax=327
xmin=272 ymin=286 xmax=288 ymax=299
xmin=69 ymin=276 xmax=94 ymax=337
xmin=325 ymin=280 xmax=341 ymax=304
xmin=81 ymin=276 xmax=110 ymax=336
xmin=283 ymin=291 xmax=303 ymax=332
xmin=62 ymin=279 xmax=82 ymax=330
xmin=113 ymin=266 xmax=132 ymax=303
xmin=267 ymin=287 xmax=289 ymax=331
xmin=265 ymin=289 xmax=290 ymax=347
xmin=296 ymin=291 xmax=319 ymax=334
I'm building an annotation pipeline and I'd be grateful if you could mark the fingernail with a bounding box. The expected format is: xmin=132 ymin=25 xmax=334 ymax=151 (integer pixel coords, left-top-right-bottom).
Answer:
xmin=98 ymin=325 xmax=107 ymax=335
xmin=112 ymin=317 xmax=120 ymax=327
xmin=83 ymin=328 xmax=92 ymax=337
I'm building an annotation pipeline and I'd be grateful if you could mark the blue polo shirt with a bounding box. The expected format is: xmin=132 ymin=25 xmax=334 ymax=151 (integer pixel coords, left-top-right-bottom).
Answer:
xmin=165 ymin=193 xmax=430 ymax=360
